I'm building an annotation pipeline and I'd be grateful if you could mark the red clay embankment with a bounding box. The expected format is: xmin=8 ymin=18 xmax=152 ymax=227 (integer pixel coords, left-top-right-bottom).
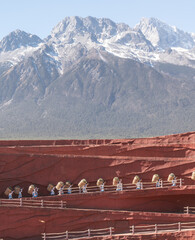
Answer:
xmin=0 ymin=131 xmax=194 ymax=239
xmin=1 ymin=206 xmax=195 ymax=240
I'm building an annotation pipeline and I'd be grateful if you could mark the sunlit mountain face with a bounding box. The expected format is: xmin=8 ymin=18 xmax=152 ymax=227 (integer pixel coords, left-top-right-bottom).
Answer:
xmin=0 ymin=16 xmax=194 ymax=139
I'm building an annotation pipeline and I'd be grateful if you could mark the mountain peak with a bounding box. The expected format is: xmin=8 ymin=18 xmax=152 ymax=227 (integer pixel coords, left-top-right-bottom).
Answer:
xmin=135 ymin=17 xmax=194 ymax=49
xmin=50 ymin=16 xmax=130 ymax=43
xmin=0 ymin=29 xmax=43 ymax=52
xmin=50 ymin=16 xmax=85 ymax=37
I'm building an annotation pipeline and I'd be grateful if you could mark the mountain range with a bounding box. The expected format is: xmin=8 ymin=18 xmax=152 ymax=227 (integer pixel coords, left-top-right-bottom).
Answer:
xmin=0 ymin=16 xmax=194 ymax=139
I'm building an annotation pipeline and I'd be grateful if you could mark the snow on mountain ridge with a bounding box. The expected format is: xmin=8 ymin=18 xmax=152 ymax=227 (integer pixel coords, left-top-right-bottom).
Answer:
xmin=191 ymin=33 xmax=195 ymax=43
xmin=0 ymin=16 xmax=195 ymax=76
xmin=0 ymin=43 xmax=45 ymax=67
xmin=0 ymin=29 xmax=43 ymax=52
xmin=50 ymin=16 xmax=131 ymax=42
xmin=47 ymin=16 xmax=157 ymax=70
xmin=135 ymin=17 xmax=194 ymax=50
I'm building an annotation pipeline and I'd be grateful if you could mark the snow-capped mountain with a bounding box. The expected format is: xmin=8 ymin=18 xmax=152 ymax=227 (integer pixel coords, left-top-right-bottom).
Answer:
xmin=0 ymin=30 xmax=44 ymax=71
xmin=1 ymin=16 xmax=195 ymax=70
xmin=47 ymin=16 xmax=155 ymax=72
xmin=45 ymin=16 xmax=195 ymax=72
xmin=49 ymin=16 xmax=135 ymax=43
xmin=135 ymin=17 xmax=194 ymax=50
xmin=0 ymin=29 xmax=43 ymax=52
xmin=0 ymin=16 xmax=194 ymax=139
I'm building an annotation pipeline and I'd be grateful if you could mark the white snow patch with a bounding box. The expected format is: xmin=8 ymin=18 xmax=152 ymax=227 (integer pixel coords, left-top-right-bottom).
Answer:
xmin=0 ymin=43 xmax=44 ymax=64
xmin=41 ymin=111 xmax=48 ymax=119
xmin=98 ymin=51 xmax=107 ymax=62
xmin=0 ymin=99 xmax=13 ymax=110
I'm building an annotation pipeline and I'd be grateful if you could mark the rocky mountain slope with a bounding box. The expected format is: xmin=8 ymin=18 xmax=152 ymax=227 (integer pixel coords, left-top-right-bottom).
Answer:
xmin=0 ymin=16 xmax=194 ymax=139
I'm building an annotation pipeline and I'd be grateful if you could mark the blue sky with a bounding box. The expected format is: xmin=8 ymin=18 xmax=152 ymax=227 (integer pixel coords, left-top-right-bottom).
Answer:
xmin=0 ymin=0 xmax=195 ymax=40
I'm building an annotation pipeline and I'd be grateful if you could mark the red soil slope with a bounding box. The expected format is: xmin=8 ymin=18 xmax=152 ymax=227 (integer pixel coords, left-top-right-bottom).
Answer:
xmin=1 ymin=206 xmax=195 ymax=240
xmin=0 ymin=131 xmax=194 ymax=239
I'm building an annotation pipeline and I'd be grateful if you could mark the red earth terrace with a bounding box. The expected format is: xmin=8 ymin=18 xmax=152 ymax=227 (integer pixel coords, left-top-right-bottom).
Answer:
xmin=0 ymin=131 xmax=195 ymax=239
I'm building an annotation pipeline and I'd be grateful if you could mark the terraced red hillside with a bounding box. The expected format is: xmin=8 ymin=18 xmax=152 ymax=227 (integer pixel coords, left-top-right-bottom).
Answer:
xmin=0 ymin=131 xmax=194 ymax=240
